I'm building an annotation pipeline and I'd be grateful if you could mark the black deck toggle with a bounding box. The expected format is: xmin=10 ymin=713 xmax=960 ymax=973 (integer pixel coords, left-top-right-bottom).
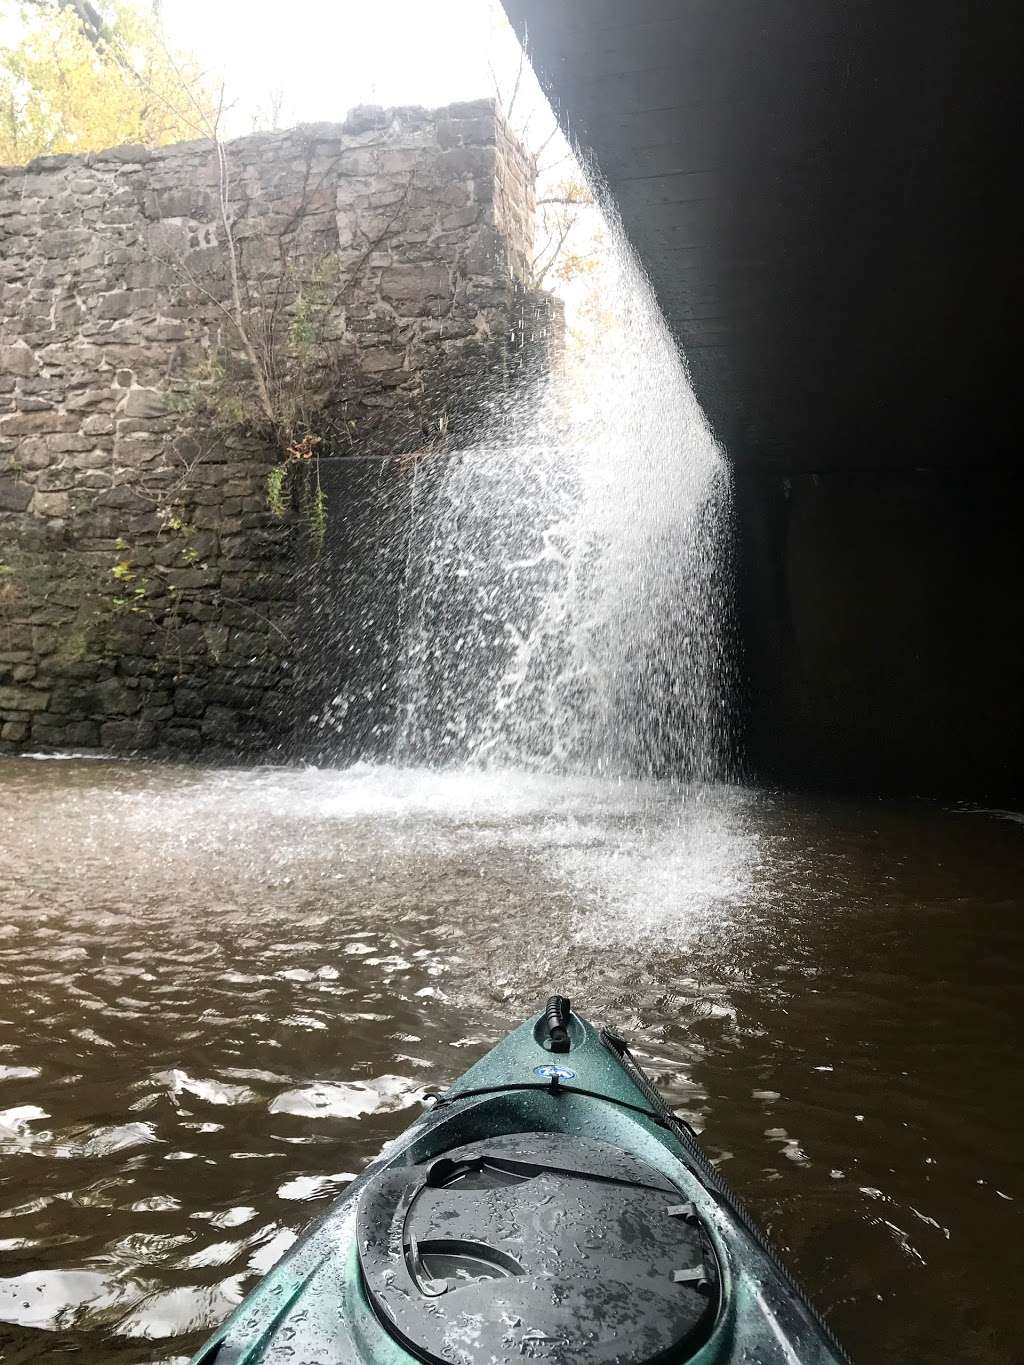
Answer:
xmin=544 ymin=994 xmax=572 ymax=1052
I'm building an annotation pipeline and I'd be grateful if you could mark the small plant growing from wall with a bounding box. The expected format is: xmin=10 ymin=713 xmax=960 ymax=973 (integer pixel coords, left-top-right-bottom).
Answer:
xmin=169 ymin=251 xmax=347 ymax=554
xmin=160 ymin=118 xmax=415 ymax=556
xmin=269 ymin=434 xmax=326 ymax=549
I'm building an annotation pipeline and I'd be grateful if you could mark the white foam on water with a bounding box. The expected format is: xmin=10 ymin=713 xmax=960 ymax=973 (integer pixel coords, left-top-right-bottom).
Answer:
xmin=958 ymin=806 xmax=1024 ymax=828
xmin=19 ymin=751 xmax=127 ymax=762
xmin=103 ymin=762 xmax=758 ymax=953
xmin=268 ymin=1073 xmax=422 ymax=1120
xmin=559 ymin=795 xmax=759 ymax=946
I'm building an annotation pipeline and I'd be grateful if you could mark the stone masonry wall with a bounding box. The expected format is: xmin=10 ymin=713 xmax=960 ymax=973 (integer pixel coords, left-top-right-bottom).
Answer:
xmin=0 ymin=101 xmax=553 ymax=756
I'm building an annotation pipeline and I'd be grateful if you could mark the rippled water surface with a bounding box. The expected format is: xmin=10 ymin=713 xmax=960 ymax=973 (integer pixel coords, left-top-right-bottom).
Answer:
xmin=0 ymin=756 xmax=1020 ymax=1362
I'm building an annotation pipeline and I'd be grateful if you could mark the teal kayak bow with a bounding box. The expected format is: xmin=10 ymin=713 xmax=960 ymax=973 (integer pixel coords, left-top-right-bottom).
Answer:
xmin=190 ymin=998 xmax=850 ymax=1364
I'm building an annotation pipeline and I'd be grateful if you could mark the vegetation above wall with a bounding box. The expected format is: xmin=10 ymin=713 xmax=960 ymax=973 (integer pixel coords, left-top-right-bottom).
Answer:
xmin=0 ymin=0 xmax=215 ymax=165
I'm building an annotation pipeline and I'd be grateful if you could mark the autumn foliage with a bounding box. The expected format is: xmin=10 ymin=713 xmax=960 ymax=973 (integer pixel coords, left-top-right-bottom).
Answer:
xmin=0 ymin=0 xmax=215 ymax=165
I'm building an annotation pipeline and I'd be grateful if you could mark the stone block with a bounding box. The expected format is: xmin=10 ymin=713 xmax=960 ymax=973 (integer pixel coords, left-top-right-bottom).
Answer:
xmin=65 ymin=721 xmax=100 ymax=746
xmin=24 ymin=436 xmax=95 ymax=458
xmin=48 ymin=683 xmax=94 ymax=716
xmin=360 ymin=348 xmax=406 ymax=374
xmin=343 ymin=105 xmax=388 ymax=134
xmin=65 ymin=388 xmax=116 ymax=413
xmin=0 ymin=411 xmax=80 ymax=436
xmin=182 ymin=602 xmax=222 ymax=623
xmin=32 ymin=490 xmax=69 ymax=518
xmin=380 ymin=264 xmax=451 ymax=306
xmin=69 ymin=449 xmax=113 ymax=470
xmin=442 ymin=206 xmax=481 ymax=231
xmin=0 ymin=343 xmax=38 ymax=377
xmin=98 ymin=485 xmax=153 ymax=512
xmin=95 ymin=291 xmax=135 ymax=320
xmin=164 ymin=567 xmax=221 ymax=591
xmin=0 ymin=477 xmax=32 ymax=512
xmin=202 ymin=626 xmax=229 ymax=660
xmin=173 ymin=688 xmax=206 ymax=718
xmin=442 ymin=145 xmax=497 ymax=179
xmin=376 ymin=148 xmax=425 ymax=175
xmin=37 ymin=467 xmax=79 ymax=492
xmin=448 ymin=98 xmax=495 ymax=120
xmin=144 ymin=187 xmax=210 ymax=220
xmin=50 ymin=660 xmax=101 ymax=682
xmin=0 ymin=686 xmax=49 ymax=712
xmin=78 ymin=470 xmax=112 ymax=490
xmin=92 ymin=142 xmax=150 ymax=163
xmin=37 ymin=228 xmax=92 ymax=259
xmin=201 ymin=704 xmax=239 ymax=739
xmin=462 ymin=226 xmax=503 ymax=276
xmin=164 ymin=724 xmax=202 ymax=751
xmin=456 ymin=116 xmax=495 ymax=147
xmin=29 ymin=718 xmax=72 ymax=745
xmin=100 ymin=720 xmax=156 ymax=749
xmin=145 ymin=322 xmax=188 ymax=343
xmin=121 ymin=386 xmax=167 ymax=419
xmin=81 ymin=415 xmax=116 ymax=435
xmin=53 ymin=299 xmax=83 ymax=329
xmin=141 ymin=704 xmax=174 ymax=722
xmin=94 ymin=676 xmax=142 ymax=716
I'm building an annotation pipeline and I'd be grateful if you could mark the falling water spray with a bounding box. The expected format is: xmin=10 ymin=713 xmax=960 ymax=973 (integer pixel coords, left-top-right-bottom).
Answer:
xmin=394 ymin=196 xmax=735 ymax=782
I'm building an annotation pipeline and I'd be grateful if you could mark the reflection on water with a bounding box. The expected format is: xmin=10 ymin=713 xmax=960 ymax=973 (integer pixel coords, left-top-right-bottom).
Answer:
xmin=0 ymin=756 xmax=1021 ymax=1362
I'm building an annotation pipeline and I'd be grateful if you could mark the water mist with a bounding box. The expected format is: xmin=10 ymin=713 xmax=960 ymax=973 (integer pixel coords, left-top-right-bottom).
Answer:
xmin=394 ymin=198 xmax=735 ymax=782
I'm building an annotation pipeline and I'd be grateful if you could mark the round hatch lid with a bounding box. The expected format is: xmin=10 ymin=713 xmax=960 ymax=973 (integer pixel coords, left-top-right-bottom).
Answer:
xmin=357 ymin=1131 xmax=720 ymax=1365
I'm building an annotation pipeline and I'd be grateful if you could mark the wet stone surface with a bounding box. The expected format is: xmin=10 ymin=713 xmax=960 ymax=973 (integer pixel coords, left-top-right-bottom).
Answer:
xmin=0 ymin=756 xmax=1021 ymax=1362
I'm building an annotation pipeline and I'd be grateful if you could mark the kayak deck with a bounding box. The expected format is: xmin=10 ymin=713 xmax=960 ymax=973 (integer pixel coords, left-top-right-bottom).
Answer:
xmin=190 ymin=1004 xmax=850 ymax=1364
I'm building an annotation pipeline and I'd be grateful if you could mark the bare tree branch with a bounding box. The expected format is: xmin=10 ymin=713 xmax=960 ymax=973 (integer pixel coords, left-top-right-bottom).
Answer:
xmin=22 ymin=0 xmax=106 ymax=47
xmin=505 ymin=44 xmax=525 ymax=125
xmin=206 ymin=86 xmax=277 ymax=432
xmin=536 ymin=150 xmax=576 ymax=176
xmin=531 ymin=217 xmax=576 ymax=288
xmin=486 ymin=59 xmax=506 ymax=112
xmin=533 ymin=121 xmax=560 ymax=162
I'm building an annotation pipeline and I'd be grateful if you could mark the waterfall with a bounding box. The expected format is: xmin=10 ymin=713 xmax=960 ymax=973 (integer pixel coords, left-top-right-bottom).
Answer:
xmin=393 ymin=205 xmax=735 ymax=782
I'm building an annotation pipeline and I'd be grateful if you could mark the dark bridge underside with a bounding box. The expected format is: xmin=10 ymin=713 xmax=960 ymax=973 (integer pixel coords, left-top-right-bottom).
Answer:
xmin=502 ymin=0 xmax=1024 ymax=795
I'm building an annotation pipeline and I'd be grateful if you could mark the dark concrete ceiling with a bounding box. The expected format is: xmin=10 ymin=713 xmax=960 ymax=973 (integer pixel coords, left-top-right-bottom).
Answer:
xmin=500 ymin=1 xmax=1022 ymax=472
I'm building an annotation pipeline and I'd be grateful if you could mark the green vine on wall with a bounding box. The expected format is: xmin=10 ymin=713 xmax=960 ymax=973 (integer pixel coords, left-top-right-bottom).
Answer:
xmin=168 ymin=248 xmax=349 ymax=557
xmin=263 ymin=433 xmax=328 ymax=554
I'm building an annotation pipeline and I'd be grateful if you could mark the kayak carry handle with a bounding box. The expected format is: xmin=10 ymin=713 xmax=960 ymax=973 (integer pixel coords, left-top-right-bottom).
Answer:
xmin=544 ymin=995 xmax=572 ymax=1052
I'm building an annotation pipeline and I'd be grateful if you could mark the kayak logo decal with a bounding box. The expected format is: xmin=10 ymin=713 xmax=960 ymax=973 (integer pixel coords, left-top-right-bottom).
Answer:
xmin=533 ymin=1064 xmax=576 ymax=1081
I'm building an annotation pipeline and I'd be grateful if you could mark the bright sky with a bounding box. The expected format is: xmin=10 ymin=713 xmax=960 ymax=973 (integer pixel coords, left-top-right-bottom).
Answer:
xmin=160 ymin=0 xmax=541 ymax=138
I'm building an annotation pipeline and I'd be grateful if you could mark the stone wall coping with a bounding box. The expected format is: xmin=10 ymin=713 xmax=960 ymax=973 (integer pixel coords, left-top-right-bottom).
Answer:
xmin=0 ymin=98 xmax=515 ymax=185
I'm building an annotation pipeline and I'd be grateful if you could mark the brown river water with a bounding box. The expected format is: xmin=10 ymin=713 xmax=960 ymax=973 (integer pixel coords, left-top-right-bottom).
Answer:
xmin=0 ymin=755 xmax=1020 ymax=1363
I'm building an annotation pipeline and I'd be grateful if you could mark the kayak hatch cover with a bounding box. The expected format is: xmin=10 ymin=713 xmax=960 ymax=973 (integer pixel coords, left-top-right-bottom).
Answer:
xmin=189 ymin=997 xmax=852 ymax=1364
